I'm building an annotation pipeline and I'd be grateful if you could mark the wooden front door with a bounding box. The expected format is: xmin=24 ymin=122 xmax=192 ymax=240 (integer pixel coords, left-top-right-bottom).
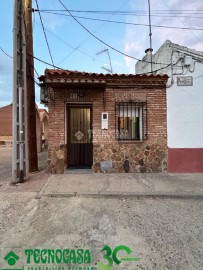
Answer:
xmin=67 ymin=105 xmax=93 ymax=168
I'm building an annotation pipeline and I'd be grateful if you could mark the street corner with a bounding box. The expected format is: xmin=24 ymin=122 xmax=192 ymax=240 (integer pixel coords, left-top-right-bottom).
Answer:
xmin=17 ymin=170 xmax=50 ymax=193
xmin=0 ymin=170 xmax=49 ymax=194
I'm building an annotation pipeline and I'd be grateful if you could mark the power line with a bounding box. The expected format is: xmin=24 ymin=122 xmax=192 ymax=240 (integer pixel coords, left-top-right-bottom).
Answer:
xmin=33 ymin=21 xmax=105 ymax=65
xmin=56 ymin=0 xmax=130 ymax=65
xmin=26 ymin=59 xmax=40 ymax=86
xmin=34 ymin=0 xmax=55 ymax=68
xmin=33 ymin=8 xmax=203 ymax=19
xmin=56 ymin=0 xmax=169 ymax=65
xmin=27 ymin=60 xmax=40 ymax=78
xmin=36 ymin=11 xmax=203 ymax=31
xmin=1 ymin=45 xmax=40 ymax=85
xmin=0 ymin=47 xmax=12 ymax=59
xmin=160 ymin=0 xmax=202 ymax=43
xmin=20 ymin=8 xmax=41 ymax=80
xmin=32 ymin=53 xmax=174 ymax=76
xmin=0 ymin=44 xmax=172 ymax=82
xmin=0 ymin=44 xmax=40 ymax=80
xmin=31 ymin=54 xmax=64 ymax=69
xmin=138 ymin=63 xmax=171 ymax=75
xmin=32 ymin=8 xmax=203 ymax=15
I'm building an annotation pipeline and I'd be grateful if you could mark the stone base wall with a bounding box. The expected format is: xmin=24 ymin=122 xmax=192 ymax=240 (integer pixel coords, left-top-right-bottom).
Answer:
xmin=47 ymin=144 xmax=67 ymax=174
xmin=93 ymin=143 xmax=167 ymax=173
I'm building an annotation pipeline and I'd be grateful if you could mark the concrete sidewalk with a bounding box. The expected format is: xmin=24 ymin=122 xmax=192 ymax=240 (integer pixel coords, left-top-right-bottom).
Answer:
xmin=1 ymin=170 xmax=202 ymax=198
xmin=39 ymin=172 xmax=203 ymax=198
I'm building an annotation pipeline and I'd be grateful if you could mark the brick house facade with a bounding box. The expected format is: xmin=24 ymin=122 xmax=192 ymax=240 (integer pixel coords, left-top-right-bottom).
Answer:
xmin=39 ymin=69 xmax=168 ymax=173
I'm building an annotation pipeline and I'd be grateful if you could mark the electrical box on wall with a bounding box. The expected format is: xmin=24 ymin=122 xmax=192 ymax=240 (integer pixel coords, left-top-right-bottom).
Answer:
xmin=101 ymin=112 xmax=108 ymax=129
xmin=184 ymin=55 xmax=192 ymax=66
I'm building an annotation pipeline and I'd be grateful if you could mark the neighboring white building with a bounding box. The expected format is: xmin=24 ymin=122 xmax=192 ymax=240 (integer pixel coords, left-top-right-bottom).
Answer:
xmin=136 ymin=40 xmax=203 ymax=172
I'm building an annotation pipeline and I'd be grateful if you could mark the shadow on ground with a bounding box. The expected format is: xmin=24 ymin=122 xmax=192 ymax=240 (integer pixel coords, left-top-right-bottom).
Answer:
xmin=0 ymin=147 xmax=48 ymax=181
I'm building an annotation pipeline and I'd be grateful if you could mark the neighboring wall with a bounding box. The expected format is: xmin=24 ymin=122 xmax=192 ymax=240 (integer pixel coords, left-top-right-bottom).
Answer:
xmin=0 ymin=104 xmax=12 ymax=135
xmin=0 ymin=104 xmax=12 ymax=146
xmin=0 ymin=104 xmax=47 ymax=152
xmin=136 ymin=40 xmax=203 ymax=172
xmin=167 ymin=61 xmax=203 ymax=172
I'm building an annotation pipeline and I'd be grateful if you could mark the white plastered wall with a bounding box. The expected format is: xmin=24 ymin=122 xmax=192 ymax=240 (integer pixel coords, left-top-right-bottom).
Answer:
xmin=167 ymin=61 xmax=203 ymax=148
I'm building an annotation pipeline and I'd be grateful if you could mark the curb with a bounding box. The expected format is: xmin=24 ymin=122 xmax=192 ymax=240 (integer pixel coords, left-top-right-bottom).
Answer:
xmin=40 ymin=192 xmax=203 ymax=199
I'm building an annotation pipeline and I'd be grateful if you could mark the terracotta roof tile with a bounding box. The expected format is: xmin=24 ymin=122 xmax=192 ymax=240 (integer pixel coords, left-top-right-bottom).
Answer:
xmin=39 ymin=69 xmax=168 ymax=81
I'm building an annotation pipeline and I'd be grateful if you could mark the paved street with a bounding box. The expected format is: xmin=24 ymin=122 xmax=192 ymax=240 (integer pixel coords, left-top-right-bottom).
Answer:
xmin=0 ymin=147 xmax=48 ymax=181
xmin=0 ymin=147 xmax=202 ymax=270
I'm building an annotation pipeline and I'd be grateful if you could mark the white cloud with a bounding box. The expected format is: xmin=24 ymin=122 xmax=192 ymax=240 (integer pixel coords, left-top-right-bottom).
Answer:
xmin=111 ymin=60 xmax=122 ymax=67
xmin=33 ymin=1 xmax=67 ymax=33
xmin=0 ymin=52 xmax=12 ymax=107
xmin=41 ymin=13 xmax=67 ymax=32
xmin=124 ymin=42 xmax=143 ymax=72
xmin=123 ymin=0 xmax=203 ymax=73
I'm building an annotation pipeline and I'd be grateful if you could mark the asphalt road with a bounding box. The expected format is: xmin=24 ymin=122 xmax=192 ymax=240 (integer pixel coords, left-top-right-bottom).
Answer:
xmin=0 ymin=147 xmax=202 ymax=270
xmin=0 ymin=192 xmax=202 ymax=269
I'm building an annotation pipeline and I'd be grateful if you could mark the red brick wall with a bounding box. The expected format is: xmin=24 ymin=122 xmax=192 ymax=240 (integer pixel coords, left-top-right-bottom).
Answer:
xmin=0 ymin=104 xmax=12 ymax=136
xmin=47 ymin=81 xmax=167 ymax=172
xmin=48 ymin=91 xmax=66 ymax=150
xmin=92 ymin=87 xmax=167 ymax=144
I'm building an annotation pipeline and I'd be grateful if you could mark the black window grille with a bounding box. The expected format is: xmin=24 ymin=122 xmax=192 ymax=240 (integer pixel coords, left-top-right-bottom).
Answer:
xmin=115 ymin=102 xmax=147 ymax=141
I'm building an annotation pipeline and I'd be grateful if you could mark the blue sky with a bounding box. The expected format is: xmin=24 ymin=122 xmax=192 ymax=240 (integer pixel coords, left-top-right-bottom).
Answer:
xmin=0 ymin=0 xmax=203 ymax=108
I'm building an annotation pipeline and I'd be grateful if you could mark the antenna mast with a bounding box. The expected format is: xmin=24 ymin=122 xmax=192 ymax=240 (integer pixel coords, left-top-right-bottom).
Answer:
xmin=148 ymin=0 xmax=153 ymax=72
xmin=96 ymin=49 xmax=113 ymax=73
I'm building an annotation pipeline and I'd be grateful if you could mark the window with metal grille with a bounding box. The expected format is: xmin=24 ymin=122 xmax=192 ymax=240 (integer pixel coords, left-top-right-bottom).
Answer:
xmin=115 ymin=102 xmax=147 ymax=141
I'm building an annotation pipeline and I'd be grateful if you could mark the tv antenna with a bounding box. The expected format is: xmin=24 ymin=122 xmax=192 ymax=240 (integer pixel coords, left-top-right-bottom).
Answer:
xmin=148 ymin=0 xmax=153 ymax=72
xmin=96 ymin=48 xmax=113 ymax=73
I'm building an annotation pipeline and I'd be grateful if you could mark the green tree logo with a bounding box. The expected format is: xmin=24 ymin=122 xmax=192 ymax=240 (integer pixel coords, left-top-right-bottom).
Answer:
xmin=4 ymin=251 xmax=19 ymax=266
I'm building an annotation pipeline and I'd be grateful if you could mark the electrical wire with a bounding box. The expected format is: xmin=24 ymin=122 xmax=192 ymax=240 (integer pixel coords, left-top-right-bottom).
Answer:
xmin=21 ymin=9 xmax=41 ymax=79
xmin=34 ymin=0 xmax=55 ymax=68
xmin=30 ymin=54 xmax=64 ymax=70
xmin=32 ymin=8 xmax=203 ymax=16
xmin=33 ymin=21 xmax=105 ymax=65
xmin=26 ymin=59 xmax=40 ymax=86
xmin=32 ymin=52 xmax=174 ymax=75
xmin=160 ymin=0 xmax=202 ymax=43
xmin=36 ymin=10 xmax=203 ymax=31
xmin=56 ymin=0 xmax=169 ymax=65
xmin=0 ymin=7 xmax=40 ymax=84
xmin=33 ymin=6 xmax=36 ymax=31
xmin=0 ymin=47 xmax=12 ymax=59
xmin=0 ymin=46 xmax=40 ymax=86
xmin=56 ymin=0 xmax=130 ymax=65
xmin=0 ymin=45 xmax=183 ymax=77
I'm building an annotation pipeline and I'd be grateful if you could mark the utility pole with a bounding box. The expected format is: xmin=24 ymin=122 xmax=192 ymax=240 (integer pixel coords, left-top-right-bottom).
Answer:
xmin=12 ymin=0 xmax=28 ymax=182
xmin=147 ymin=0 xmax=153 ymax=72
xmin=24 ymin=0 xmax=38 ymax=172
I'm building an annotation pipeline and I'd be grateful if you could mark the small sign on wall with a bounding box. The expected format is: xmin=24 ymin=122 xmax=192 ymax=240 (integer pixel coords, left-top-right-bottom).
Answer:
xmin=177 ymin=76 xmax=193 ymax=86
